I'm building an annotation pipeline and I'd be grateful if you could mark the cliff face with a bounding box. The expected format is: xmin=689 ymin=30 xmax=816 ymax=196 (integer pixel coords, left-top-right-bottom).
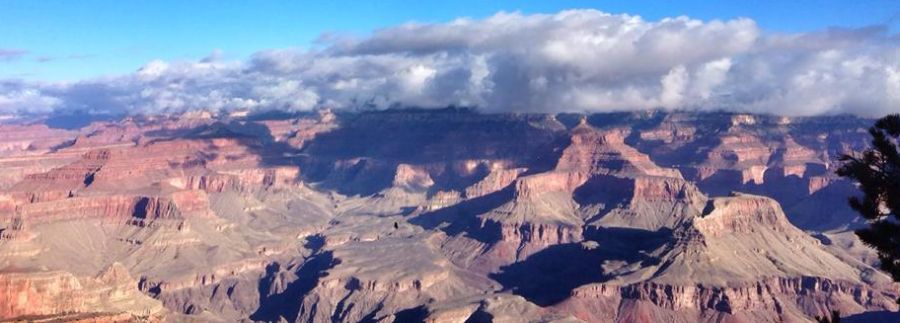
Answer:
xmin=0 ymin=110 xmax=893 ymax=322
xmin=562 ymin=276 xmax=893 ymax=323
xmin=559 ymin=124 xmax=683 ymax=179
xmin=0 ymin=263 xmax=164 ymax=320
xmin=631 ymin=112 xmax=868 ymax=231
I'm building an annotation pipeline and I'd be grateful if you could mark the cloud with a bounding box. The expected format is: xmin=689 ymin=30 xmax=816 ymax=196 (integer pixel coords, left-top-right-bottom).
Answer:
xmin=0 ymin=49 xmax=28 ymax=62
xmin=0 ymin=81 xmax=60 ymax=113
xmin=35 ymin=54 xmax=95 ymax=63
xmin=1 ymin=10 xmax=899 ymax=116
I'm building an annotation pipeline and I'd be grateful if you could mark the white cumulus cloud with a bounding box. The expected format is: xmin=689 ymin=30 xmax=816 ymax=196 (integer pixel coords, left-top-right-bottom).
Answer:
xmin=2 ymin=10 xmax=899 ymax=116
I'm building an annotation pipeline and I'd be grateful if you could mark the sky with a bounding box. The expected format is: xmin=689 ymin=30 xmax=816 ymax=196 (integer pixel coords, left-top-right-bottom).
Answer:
xmin=3 ymin=0 xmax=898 ymax=81
xmin=1 ymin=0 xmax=899 ymax=116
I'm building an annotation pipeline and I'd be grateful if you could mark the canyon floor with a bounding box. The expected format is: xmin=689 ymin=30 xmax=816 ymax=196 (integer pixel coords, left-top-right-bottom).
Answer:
xmin=0 ymin=108 xmax=897 ymax=322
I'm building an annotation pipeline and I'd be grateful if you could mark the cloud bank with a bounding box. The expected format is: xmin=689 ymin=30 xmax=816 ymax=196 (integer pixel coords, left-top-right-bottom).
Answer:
xmin=2 ymin=10 xmax=899 ymax=116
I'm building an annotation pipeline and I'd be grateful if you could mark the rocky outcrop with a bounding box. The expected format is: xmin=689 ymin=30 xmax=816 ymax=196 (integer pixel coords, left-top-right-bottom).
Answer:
xmin=422 ymin=294 xmax=578 ymax=323
xmin=649 ymin=193 xmax=865 ymax=285
xmin=295 ymin=236 xmax=484 ymax=323
xmin=6 ymin=149 xmax=112 ymax=201
xmin=514 ymin=171 xmax=589 ymax=199
xmin=558 ymin=124 xmax=682 ymax=179
xmin=464 ymin=166 xmax=524 ymax=199
xmin=0 ymin=124 xmax=76 ymax=156
xmin=694 ymin=194 xmax=789 ymax=236
xmin=550 ymin=193 xmax=897 ymax=322
xmin=6 ymin=191 xmax=212 ymax=226
xmin=392 ymin=164 xmax=435 ymax=192
xmin=701 ymin=134 xmax=772 ymax=179
xmin=808 ymin=176 xmax=834 ymax=195
xmin=13 ymin=195 xmax=160 ymax=224
xmin=0 ymin=264 xmax=164 ymax=320
xmin=630 ymin=176 xmax=704 ymax=203
xmin=168 ymin=167 xmax=300 ymax=193
xmin=563 ymin=276 xmax=897 ymax=323
xmin=139 ymin=258 xmax=272 ymax=296
xmin=584 ymin=175 xmax=707 ymax=231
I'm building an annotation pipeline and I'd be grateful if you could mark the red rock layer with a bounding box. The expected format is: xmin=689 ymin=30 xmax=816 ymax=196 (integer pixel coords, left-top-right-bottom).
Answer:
xmin=561 ymin=276 xmax=896 ymax=323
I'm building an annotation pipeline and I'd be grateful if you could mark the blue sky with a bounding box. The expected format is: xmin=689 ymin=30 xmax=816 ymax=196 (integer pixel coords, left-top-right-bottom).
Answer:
xmin=2 ymin=0 xmax=899 ymax=81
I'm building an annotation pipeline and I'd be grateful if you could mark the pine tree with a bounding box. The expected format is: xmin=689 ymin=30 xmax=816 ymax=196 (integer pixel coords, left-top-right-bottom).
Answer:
xmin=837 ymin=114 xmax=900 ymax=281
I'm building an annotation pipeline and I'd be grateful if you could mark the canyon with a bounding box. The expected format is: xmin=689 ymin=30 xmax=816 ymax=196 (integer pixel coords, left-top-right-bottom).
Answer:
xmin=0 ymin=108 xmax=896 ymax=322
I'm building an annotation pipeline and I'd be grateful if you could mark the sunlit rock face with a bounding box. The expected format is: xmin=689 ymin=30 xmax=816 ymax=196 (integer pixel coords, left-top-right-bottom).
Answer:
xmin=0 ymin=109 xmax=894 ymax=322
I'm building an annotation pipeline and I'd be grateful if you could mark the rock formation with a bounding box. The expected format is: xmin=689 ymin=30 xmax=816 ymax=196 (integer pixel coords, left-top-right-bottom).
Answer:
xmin=0 ymin=109 xmax=894 ymax=322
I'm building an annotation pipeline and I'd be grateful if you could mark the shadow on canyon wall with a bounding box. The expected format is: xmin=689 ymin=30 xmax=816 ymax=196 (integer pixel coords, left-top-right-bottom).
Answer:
xmin=250 ymin=250 xmax=338 ymax=321
xmin=144 ymin=120 xmax=303 ymax=174
xmin=298 ymin=109 xmax=567 ymax=196
xmin=491 ymin=226 xmax=672 ymax=306
xmin=842 ymin=310 xmax=900 ymax=323
xmin=409 ymin=186 xmax=515 ymax=244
